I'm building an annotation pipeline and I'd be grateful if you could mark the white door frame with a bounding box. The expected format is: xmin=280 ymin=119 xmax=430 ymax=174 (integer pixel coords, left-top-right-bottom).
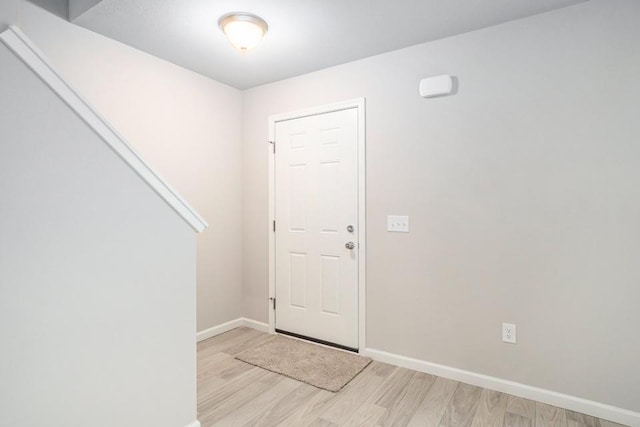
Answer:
xmin=268 ymin=98 xmax=366 ymax=352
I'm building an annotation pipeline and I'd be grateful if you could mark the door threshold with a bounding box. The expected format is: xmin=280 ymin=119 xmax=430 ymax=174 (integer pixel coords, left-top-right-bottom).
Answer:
xmin=275 ymin=329 xmax=358 ymax=353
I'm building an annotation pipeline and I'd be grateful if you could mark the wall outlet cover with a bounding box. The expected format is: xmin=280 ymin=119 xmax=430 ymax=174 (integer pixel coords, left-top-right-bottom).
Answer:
xmin=502 ymin=323 xmax=516 ymax=344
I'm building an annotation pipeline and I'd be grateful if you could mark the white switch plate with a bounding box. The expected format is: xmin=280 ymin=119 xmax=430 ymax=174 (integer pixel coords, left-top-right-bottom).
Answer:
xmin=502 ymin=323 xmax=516 ymax=344
xmin=387 ymin=215 xmax=409 ymax=233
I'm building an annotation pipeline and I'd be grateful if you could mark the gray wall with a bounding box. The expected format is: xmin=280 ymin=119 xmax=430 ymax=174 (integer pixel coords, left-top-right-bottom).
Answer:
xmin=26 ymin=0 xmax=68 ymax=19
xmin=0 ymin=0 xmax=19 ymax=30
xmin=242 ymin=0 xmax=640 ymax=412
xmin=0 ymin=39 xmax=196 ymax=426
xmin=68 ymin=0 xmax=102 ymax=20
xmin=18 ymin=2 xmax=245 ymax=333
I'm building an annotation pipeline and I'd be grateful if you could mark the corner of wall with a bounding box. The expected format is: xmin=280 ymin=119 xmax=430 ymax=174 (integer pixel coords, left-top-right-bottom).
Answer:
xmin=0 ymin=0 xmax=19 ymax=31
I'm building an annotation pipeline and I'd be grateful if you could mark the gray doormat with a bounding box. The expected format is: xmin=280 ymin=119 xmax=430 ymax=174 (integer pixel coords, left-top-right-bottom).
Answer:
xmin=235 ymin=335 xmax=371 ymax=392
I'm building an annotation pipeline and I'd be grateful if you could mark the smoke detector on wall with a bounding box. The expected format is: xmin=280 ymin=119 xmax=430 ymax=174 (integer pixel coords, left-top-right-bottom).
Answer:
xmin=419 ymin=75 xmax=454 ymax=98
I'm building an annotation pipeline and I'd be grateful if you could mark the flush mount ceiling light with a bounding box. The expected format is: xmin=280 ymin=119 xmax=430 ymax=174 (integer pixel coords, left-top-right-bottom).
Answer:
xmin=218 ymin=12 xmax=268 ymax=53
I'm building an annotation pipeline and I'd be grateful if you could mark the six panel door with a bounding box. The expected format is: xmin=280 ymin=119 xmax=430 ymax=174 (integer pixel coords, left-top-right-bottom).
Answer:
xmin=274 ymin=108 xmax=359 ymax=349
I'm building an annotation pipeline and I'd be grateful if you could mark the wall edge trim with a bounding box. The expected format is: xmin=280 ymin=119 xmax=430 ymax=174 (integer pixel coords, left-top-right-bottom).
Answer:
xmin=0 ymin=25 xmax=208 ymax=233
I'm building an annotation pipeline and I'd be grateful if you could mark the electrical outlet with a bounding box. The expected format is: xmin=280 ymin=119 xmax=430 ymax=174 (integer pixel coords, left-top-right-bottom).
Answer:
xmin=502 ymin=323 xmax=516 ymax=344
xmin=387 ymin=215 xmax=409 ymax=232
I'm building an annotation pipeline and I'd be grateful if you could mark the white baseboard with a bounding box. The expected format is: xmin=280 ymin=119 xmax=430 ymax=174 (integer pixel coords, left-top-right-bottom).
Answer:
xmin=197 ymin=317 xmax=270 ymax=342
xmin=241 ymin=317 xmax=270 ymax=333
xmin=197 ymin=318 xmax=244 ymax=342
xmin=184 ymin=421 xmax=200 ymax=427
xmin=362 ymin=348 xmax=639 ymax=426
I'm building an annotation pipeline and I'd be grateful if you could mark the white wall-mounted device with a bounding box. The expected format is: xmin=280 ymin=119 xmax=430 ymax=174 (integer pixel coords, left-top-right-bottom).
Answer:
xmin=419 ymin=75 xmax=454 ymax=98
xmin=387 ymin=215 xmax=409 ymax=233
xmin=502 ymin=323 xmax=517 ymax=344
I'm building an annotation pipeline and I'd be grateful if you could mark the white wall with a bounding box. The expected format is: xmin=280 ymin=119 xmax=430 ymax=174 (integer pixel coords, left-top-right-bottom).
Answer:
xmin=69 ymin=0 xmax=101 ymax=20
xmin=27 ymin=0 xmax=68 ymax=19
xmin=17 ymin=2 xmax=245 ymax=333
xmin=242 ymin=0 xmax=640 ymax=413
xmin=0 ymin=0 xmax=19 ymax=30
xmin=0 ymin=38 xmax=196 ymax=427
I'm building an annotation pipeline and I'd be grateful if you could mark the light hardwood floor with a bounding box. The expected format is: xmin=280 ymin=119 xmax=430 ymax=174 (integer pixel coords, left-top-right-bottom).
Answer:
xmin=197 ymin=327 xmax=626 ymax=427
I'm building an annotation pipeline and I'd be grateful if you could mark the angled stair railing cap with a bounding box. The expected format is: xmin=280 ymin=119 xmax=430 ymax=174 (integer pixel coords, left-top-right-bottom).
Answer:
xmin=0 ymin=25 xmax=208 ymax=233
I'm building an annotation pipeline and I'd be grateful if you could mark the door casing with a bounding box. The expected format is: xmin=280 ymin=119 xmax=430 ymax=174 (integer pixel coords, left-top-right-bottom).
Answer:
xmin=268 ymin=98 xmax=366 ymax=353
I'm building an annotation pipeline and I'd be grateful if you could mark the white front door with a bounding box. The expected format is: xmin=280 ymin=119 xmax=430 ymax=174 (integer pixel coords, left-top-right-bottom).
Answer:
xmin=274 ymin=107 xmax=359 ymax=350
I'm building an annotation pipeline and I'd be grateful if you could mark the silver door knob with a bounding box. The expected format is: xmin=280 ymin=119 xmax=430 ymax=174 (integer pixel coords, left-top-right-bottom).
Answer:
xmin=345 ymin=242 xmax=355 ymax=250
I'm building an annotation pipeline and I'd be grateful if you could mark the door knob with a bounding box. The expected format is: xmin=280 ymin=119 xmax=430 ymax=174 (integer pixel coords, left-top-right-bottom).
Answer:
xmin=345 ymin=242 xmax=355 ymax=250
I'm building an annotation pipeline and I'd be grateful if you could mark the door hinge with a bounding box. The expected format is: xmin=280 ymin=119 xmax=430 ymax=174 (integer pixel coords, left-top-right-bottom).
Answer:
xmin=269 ymin=140 xmax=275 ymax=154
xmin=273 ymin=220 xmax=276 ymax=232
xmin=269 ymin=297 xmax=276 ymax=310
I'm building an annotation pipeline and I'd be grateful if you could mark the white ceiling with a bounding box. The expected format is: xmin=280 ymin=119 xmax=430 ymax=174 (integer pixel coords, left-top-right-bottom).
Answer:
xmin=73 ymin=0 xmax=583 ymax=90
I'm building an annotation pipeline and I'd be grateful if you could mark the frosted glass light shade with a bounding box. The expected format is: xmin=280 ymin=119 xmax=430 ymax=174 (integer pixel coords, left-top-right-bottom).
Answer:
xmin=219 ymin=13 xmax=268 ymax=52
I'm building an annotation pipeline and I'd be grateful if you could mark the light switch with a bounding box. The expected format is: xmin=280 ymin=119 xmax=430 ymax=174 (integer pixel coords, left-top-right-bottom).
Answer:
xmin=387 ymin=215 xmax=409 ymax=233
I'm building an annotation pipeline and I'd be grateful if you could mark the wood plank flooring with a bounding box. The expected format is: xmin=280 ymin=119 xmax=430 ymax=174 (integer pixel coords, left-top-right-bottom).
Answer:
xmin=197 ymin=327 xmax=627 ymax=427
